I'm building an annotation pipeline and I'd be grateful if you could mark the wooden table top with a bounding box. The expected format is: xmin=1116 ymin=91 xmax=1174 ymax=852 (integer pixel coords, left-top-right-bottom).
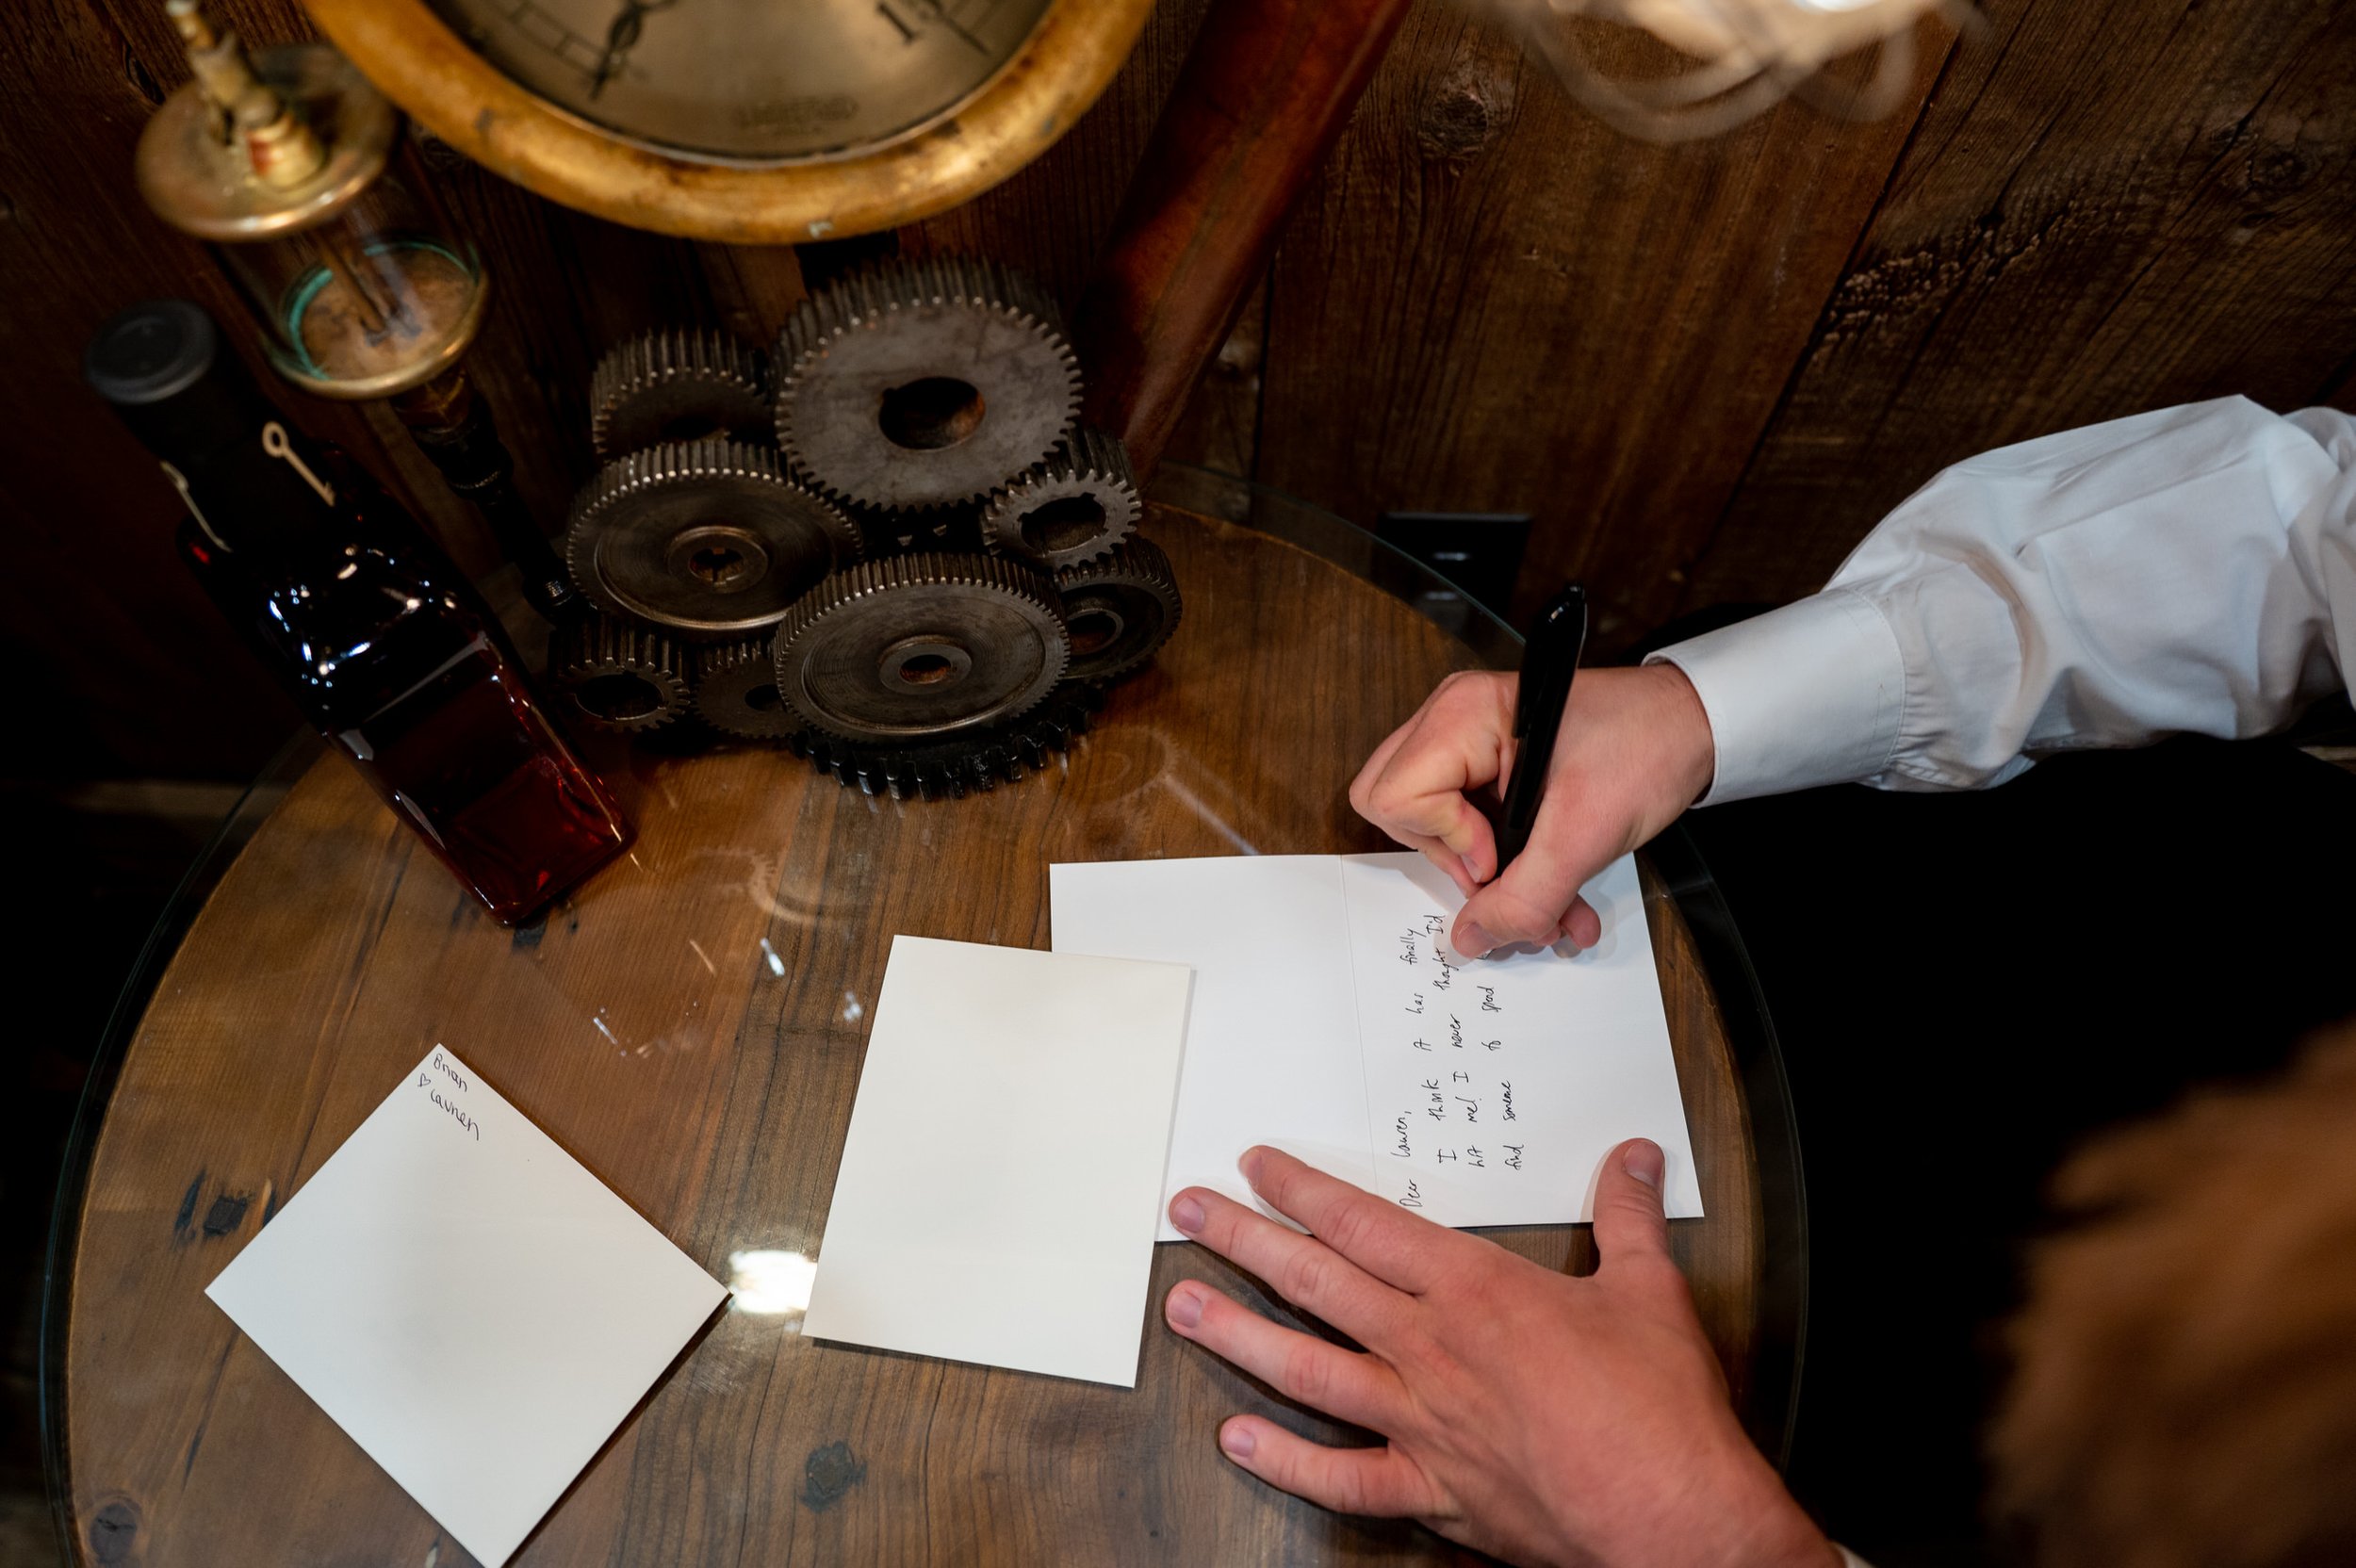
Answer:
xmin=56 ymin=498 xmax=1775 ymax=1566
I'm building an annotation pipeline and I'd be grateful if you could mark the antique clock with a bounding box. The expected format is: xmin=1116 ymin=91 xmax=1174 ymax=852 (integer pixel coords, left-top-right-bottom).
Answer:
xmin=301 ymin=0 xmax=1155 ymax=241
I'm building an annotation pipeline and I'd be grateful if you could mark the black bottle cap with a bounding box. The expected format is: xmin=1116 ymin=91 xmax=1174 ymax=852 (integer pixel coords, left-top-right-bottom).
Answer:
xmin=84 ymin=300 xmax=219 ymax=406
xmin=85 ymin=300 xmax=285 ymax=479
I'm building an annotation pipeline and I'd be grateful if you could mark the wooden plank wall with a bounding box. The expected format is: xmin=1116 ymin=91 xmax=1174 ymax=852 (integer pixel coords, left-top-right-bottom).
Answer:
xmin=2 ymin=0 xmax=2349 ymax=782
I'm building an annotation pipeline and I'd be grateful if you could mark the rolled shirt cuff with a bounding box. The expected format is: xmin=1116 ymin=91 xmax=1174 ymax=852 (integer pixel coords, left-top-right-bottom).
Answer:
xmin=1644 ymin=589 xmax=1906 ymax=804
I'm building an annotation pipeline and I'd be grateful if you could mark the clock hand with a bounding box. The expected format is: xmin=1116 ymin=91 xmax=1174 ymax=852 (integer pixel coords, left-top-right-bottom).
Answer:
xmin=880 ymin=0 xmax=989 ymax=55
xmin=588 ymin=0 xmax=679 ymax=99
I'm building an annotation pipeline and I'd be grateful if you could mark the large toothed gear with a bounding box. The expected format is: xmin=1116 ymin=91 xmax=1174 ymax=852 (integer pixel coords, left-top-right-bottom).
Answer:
xmin=981 ymin=426 xmax=1141 ymax=571
xmin=1054 ymin=536 xmax=1183 ymax=681
xmin=548 ymin=611 xmax=693 ymax=732
xmin=589 ymin=328 xmax=772 ymax=461
xmin=774 ymin=256 xmax=1081 ymax=511
xmin=565 ymin=439 xmax=860 ymax=642
xmin=798 ymin=681 xmax=1105 ymax=801
xmin=773 ymin=551 xmax=1071 ymax=745
xmin=693 ymin=636 xmax=799 ymax=742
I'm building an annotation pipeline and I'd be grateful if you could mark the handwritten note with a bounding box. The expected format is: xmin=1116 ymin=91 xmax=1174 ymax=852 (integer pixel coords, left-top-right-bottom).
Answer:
xmin=1051 ymin=853 xmax=1701 ymax=1233
xmin=205 ymin=1047 xmax=727 ymax=1565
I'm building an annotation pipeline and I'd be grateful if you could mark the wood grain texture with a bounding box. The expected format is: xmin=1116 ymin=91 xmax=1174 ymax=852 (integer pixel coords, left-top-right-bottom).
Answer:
xmin=901 ymin=0 xmax=1215 ymax=310
xmin=0 ymin=0 xmax=321 ymax=776
xmin=2 ymin=0 xmax=717 ymax=774
xmin=59 ymin=503 xmax=1767 ymax=1566
xmin=1072 ymin=0 xmax=1418 ymax=473
xmin=20 ymin=0 xmax=2353 ymax=783
xmin=1682 ymin=0 xmax=2356 ymax=612
xmin=1252 ymin=3 xmax=1955 ymax=645
xmin=1162 ymin=275 xmax=1271 ymax=477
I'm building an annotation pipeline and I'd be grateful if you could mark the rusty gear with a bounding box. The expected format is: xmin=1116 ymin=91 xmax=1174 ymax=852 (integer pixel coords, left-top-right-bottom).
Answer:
xmin=773 ymin=551 xmax=1069 ymax=744
xmin=589 ymin=328 xmax=771 ymax=461
xmin=797 ymin=681 xmax=1104 ymax=800
xmin=1054 ymin=536 xmax=1182 ymax=682
xmin=981 ymin=427 xmax=1140 ymax=571
xmin=565 ymin=439 xmax=860 ymax=642
xmin=548 ymin=610 xmax=693 ymax=732
xmin=693 ymin=635 xmax=799 ymax=741
xmin=774 ymin=256 xmax=1080 ymax=511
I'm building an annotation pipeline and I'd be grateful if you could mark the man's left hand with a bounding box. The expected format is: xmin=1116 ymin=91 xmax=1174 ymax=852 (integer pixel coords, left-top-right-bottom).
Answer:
xmin=1163 ymin=1141 xmax=1834 ymax=1568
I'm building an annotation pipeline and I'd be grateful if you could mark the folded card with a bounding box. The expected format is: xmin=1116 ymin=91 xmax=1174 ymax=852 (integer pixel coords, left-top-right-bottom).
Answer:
xmin=205 ymin=1047 xmax=727 ymax=1566
xmin=801 ymin=936 xmax=1194 ymax=1387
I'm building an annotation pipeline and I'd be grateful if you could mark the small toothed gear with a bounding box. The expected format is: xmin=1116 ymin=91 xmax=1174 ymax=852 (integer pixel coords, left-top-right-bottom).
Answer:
xmin=773 ymin=551 xmax=1070 ymax=744
xmin=589 ymin=328 xmax=772 ymax=461
xmin=566 ymin=439 xmax=860 ymax=642
xmin=981 ymin=427 xmax=1141 ymax=571
xmin=774 ymin=256 xmax=1081 ymax=511
xmin=797 ymin=681 xmax=1105 ymax=800
xmin=548 ymin=611 xmax=693 ymax=732
xmin=693 ymin=636 xmax=799 ymax=742
xmin=1055 ymin=536 xmax=1183 ymax=681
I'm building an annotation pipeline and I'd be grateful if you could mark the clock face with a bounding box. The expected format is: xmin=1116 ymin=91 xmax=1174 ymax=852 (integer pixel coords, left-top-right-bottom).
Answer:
xmin=423 ymin=0 xmax=1058 ymax=163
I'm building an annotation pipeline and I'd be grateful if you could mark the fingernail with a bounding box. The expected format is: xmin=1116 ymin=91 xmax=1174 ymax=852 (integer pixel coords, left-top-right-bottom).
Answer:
xmin=1238 ymin=1147 xmax=1265 ymax=1184
xmin=1167 ymin=1286 xmax=1203 ymax=1331
xmin=1623 ymin=1139 xmax=1663 ymax=1189
xmin=1454 ymin=920 xmax=1493 ymax=958
xmin=1170 ymin=1195 xmax=1204 ymax=1234
xmin=1221 ymin=1424 xmax=1256 ymax=1461
xmin=1460 ymin=853 xmax=1483 ymax=886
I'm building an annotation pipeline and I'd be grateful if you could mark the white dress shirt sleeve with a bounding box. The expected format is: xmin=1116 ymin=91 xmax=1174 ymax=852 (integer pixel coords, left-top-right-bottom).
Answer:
xmin=1646 ymin=398 xmax=2356 ymax=804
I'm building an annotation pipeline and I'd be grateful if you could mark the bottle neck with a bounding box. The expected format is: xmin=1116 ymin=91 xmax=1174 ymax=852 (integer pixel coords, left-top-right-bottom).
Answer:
xmin=89 ymin=301 xmax=346 ymax=557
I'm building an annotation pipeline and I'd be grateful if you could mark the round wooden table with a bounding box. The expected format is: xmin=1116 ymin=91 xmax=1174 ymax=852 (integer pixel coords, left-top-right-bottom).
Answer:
xmin=48 ymin=474 xmax=1800 ymax=1566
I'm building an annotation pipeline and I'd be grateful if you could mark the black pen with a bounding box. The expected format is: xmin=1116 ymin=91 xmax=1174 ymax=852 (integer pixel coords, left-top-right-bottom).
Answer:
xmin=1493 ymin=584 xmax=1587 ymax=873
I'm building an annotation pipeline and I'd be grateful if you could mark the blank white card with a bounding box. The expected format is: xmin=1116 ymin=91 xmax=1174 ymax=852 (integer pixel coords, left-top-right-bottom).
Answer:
xmin=1053 ymin=852 xmax=1701 ymax=1235
xmin=802 ymin=936 xmax=1194 ymax=1387
xmin=205 ymin=1048 xmax=727 ymax=1566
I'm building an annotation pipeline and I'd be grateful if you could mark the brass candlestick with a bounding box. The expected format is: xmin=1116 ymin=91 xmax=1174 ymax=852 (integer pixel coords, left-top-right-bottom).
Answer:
xmin=134 ymin=0 xmax=574 ymax=620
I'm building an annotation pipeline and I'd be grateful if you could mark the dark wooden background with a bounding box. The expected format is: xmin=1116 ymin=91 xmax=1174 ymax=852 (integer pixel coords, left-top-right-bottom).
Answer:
xmin=6 ymin=0 xmax=2352 ymax=782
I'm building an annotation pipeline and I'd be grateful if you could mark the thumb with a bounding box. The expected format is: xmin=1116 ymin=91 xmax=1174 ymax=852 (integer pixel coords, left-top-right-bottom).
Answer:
xmin=1593 ymin=1137 xmax=1671 ymax=1269
xmin=1451 ymin=793 xmax=1617 ymax=956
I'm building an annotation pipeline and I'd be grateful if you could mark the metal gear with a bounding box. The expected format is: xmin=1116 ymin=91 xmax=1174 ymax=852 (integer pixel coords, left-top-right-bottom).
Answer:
xmin=565 ymin=439 xmax=860 ymax=642
xmin=589 ymin=328 xmax=771 ymax=461
xmin=548 ymin=611 xmax=693 ymax=732
xmin=693 ymin=636 xmax=799 ymax=742
xmin=774 ymin=256 xmax=1081 ymax=511
xmin=797 ymin=681 xmax=1105 ymax=800
xmin=1054 ymin=536 xmax=1183 ymax=681
xmin=848 ymin=498 xmax=986 ymax=558
xmin=773 ymin=551 xmax=1070 ymax=744
xmin=981 ymin=427 xmax=1140 ymax=570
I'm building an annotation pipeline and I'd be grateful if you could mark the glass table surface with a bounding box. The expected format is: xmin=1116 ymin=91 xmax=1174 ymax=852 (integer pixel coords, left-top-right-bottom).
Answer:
xmin=43 ymin=466 xmax=1802 ymax=1566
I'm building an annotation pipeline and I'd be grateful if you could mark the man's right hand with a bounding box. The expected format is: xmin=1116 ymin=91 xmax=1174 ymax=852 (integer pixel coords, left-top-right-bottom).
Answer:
xmin=1348 ymin=663 xmax=1716 ymax=958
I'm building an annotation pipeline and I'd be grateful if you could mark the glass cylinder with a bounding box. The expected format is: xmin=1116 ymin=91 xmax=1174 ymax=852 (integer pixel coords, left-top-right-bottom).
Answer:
xmin=214 ymin=150 xmax=485 ymax=400
xmin=137 ymin=38 xmax=489 ymax=400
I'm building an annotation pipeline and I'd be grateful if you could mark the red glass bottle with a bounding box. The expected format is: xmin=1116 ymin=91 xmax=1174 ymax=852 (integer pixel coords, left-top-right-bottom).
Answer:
xmin=88 ymin=301 xmax=630 ymax=923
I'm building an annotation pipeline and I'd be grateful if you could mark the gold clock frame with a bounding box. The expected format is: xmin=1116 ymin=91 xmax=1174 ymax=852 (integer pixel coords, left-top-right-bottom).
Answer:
xmin=303 ymin=0 xmax=1156 ymax=243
